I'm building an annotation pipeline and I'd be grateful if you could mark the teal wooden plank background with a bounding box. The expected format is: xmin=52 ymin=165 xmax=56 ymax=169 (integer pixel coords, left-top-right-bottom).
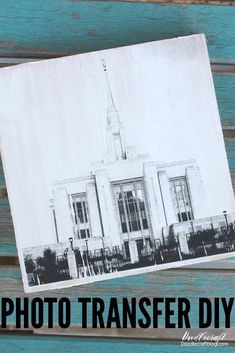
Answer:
xmin=0 ymin=2 xmax=234 ymax=60
xmin=1 ymin=268 xmax=235 ymax=328
xmin=1 ymin=335 xmax=234 ymax=353
xmin=214 ymin=76 xmax=235 ymax=127
xmin=0 ymin=1 xmax=235 ymax=350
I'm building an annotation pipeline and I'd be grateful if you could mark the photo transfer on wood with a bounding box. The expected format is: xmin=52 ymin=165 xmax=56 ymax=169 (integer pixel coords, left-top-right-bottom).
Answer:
xmin=0 ymin=34 xmax=234 ymax=293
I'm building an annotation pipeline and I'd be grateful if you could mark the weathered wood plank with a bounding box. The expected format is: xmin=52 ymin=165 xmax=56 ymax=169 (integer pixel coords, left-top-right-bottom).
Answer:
xmin=211 ymin=61 xmax=235 ymax=76
xmin=0 ymin=138 xmax=234 ymax=256
xmin=74 ymin=1 xmax=235 ymax=5
xmin=0 ymin=334 xmax=205 ymax=353
xmin=225 ymin=139 xmax=235 ymax=173
xmin=0 ymin=2 xmax=234 ymax=60
xmin=1 ymin=326 xmax=235 ymax=343
xmin=213 ymin=76 xmax=235 ymax=128
xmin=0 ymin=268 xmax=235 ymax=329
xmin=0 ymin=256 xmax=18 ymax=266
xmin=223 ymin=128 xmax=235 ymax=138
xmin=0 ymin=56 xmax=235 ymax=75
xmin=0 ymin=73 xmax=232 ymax=138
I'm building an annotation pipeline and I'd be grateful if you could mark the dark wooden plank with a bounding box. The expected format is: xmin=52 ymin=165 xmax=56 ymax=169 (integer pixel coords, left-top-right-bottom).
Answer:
xmin=223 ymin=128 xmax=235 ymax=138
xmin=0 ymin=188 xmax=7 ymax=198
xmin=0 ymin=256 xmax=18 ymax=266
xmin=211 ymin=61 xmax=235 ymax=76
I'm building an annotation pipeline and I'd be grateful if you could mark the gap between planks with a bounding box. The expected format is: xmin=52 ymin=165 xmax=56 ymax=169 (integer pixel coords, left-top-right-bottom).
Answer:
xmin=0 ymin=326 xmax=235 ymax=342
xmin=0 ymin=57 xmax=235 ymax=76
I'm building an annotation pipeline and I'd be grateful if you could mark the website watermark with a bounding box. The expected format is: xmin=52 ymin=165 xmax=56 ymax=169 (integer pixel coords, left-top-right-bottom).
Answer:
xmin=180 ymin=331 xmax=229 ymax=347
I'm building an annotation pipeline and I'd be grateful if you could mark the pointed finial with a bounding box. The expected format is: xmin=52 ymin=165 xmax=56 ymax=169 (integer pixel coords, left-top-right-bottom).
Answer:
xmin=102 ymin=58 xmax=107 ymax=72
xmin=101 ymin=58 xmax=116 ymax=111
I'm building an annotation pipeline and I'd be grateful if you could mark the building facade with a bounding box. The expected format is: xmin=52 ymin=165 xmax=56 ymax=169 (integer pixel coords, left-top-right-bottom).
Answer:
xmin=47 ymin=61 xmax=231 ymax=264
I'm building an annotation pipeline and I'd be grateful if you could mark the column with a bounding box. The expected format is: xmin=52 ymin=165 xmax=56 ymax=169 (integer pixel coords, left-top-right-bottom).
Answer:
xmin=86 ymin=181 xmax=103 ymax=238
xmin=186 ymin=165 xmax=208 ymax=219
xmin=95 ymin=170 xmax=122 ymax=247
xmin=53 ymin=187 xmax=74 ymax=243
xmin=67 ymin=249 xmax=78 ymax=279
xmin=144 ymin=163 xmax=167 ymax=242
xmin=158 ymin=171 xmax=177 ymax=226
xmin=178 ymin=232 xmax=190 ymax=255
xmin=129 ymin=240 xmax=139 ymax=264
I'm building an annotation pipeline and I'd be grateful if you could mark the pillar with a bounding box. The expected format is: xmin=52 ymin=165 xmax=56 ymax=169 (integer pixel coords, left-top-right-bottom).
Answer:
xmin=144 ymin=164 xmax=168 ymax=243
xmin=86 ymin=181 xmax=103 ymax=238
xmin=67 ymin=249 xmax=78 ymax=279
xmin=186 ymin=165 xmax=208 ymax=219
xmin=129 ymin=240 xmax=139 ymax=264
xmin=158 ymin=171 xmax=177 ymax=226
xmin=95 ymin=170 xmax=122 ymax=247
xmin=53 ymin=187 xmax=74 ymax=242
xmin=178 ymin=231 xmax=190 ymax=255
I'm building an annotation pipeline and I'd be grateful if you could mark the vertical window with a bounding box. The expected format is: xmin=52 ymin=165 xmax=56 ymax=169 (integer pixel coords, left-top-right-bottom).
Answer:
xmin=170 ymin=177 xmax=193 ymax=222
xmin=113 ymin=180 xmax=149 ymax=233
xmin=72 ymin=194 xmax=91 ymax=239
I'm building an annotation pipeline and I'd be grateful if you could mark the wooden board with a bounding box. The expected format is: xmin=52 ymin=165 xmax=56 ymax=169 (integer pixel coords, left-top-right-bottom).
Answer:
xmin=0 ymin=1 xmax=235 ymax=348
xmin=0 ymin=2 xmax=234 ymax=60
xmin=1 ymin=267 xmax=235 ymax=325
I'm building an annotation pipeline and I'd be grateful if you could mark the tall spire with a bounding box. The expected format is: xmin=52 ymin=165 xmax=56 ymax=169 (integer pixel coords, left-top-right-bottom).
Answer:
xmin=102 ymin=59 xmax=126 ymax=161
xmin=102 ymin=59 xmax=116 ymax=113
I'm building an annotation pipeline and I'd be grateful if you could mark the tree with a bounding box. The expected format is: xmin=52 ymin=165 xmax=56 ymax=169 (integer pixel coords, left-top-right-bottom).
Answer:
xmin=35 ymin=247 xmax=70 ymax=284
xmin=24 ymin=256 xmax=36 ymax=273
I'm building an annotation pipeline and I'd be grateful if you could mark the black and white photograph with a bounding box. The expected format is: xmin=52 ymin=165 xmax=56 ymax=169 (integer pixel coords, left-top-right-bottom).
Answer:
xmin=0 ymin=34 xmax=234 ymax=293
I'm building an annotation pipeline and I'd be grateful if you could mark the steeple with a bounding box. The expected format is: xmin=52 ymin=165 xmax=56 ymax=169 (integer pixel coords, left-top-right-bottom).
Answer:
xmin=102 ymin=59 xmax=116 ymax=114
xmin=102 ymin=59 xmax=126 ymax=161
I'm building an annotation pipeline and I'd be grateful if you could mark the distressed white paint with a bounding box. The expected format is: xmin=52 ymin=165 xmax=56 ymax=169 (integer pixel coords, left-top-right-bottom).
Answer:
xmin=0 ymin=34 xmax=234 ymax=292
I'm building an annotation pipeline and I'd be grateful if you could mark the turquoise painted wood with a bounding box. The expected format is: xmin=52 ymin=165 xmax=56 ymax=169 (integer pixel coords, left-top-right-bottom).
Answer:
xmin=213 ymin=76 xmax=235 ymax=127
xmin=0 ymin=2 xmax=234 ymax=60
xmin=0 ymin=335 xmax=233 ymax=353
xmin=226 ymin=139 xmax=235 ymax=173
xmin=1 ymin=268 xmax=235 ymax=328
xmin=0 ymin=3 xmax=235 ymax=349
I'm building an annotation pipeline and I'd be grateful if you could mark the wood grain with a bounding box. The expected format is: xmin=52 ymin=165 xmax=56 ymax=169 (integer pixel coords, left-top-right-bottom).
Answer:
xmin=69 ymin=1 xmax=235 ymax=5
xmin=0 ymin=138 xmax=234 ymax=257
xmin=0 ymin=1 xmax=234 ymax=349
xmin=0 ymin=268 xmax=235 ymax=329
xmin=0 ymin=333 xmax=230 ymax=353
xmin=0 ymin=256 xmax=18 ymax=266
xmin=1 ymin=57 xmax=235 ymax=75
xmin=0 ymin=2 xmax=234 ymax=60
xmin=1 ymin=326 xmax=235 ymax=343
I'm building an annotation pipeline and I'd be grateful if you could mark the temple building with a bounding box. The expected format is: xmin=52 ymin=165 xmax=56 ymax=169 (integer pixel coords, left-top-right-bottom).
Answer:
xmin=49 ymin=61 xmax=231 ymax=264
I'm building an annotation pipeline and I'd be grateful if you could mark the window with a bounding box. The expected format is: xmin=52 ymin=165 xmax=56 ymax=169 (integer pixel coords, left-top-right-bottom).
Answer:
xmin=72 ymin=194 xmax=91 ymax=239
xmin=113 ymin=180 xmax=149 ymax=233
xmin=170 ymin=177 xmax=193 ymax=222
